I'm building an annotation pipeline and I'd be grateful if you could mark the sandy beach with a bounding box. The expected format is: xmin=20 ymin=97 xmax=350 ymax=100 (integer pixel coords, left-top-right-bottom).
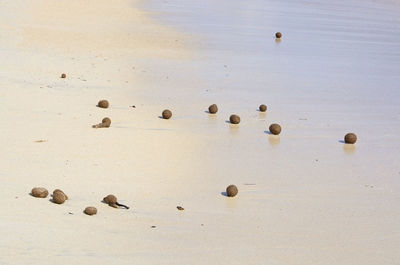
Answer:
xmin=1 ymin=0 xmax=400 ymax=264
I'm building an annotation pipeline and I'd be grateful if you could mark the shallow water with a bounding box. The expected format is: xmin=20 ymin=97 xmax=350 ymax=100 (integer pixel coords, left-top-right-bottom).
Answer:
xmin=137 ymin=0 xmax=400 ymax=166
xmin=138 ymin=0 xmax=400 ymax=160
xmin=141 ymin=0 xmax=400 ymax=110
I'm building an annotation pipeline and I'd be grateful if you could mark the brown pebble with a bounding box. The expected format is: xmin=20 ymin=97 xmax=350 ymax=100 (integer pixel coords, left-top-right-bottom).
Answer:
xmin=103 ymin=194 xmax=118 ymax=208
xmin=102 ymin=117 xmax=111 ymax=126
xmin=103 ymin=194 xmax=129 ymax=209
xmin=97 ymin=100 xmax=109 ymax=109
xmin=344 ymin=133 xmax=357 ymax=144
xmin=84 ymin=206 xmax=97 ymax=216
xmin=52 ymin=189 xmax=68 ymax=204
xmin=226 ymin=185 xmax=238 ymax=197
xmin=53 ymin=189 xmax=68 ymax=200
xmin=31 ymin=187 xmax=49 ymax=198
xmin=229 ymin=114 xmax=240 ymax=124
xmin=259 ymin=104 xmax=267 ymax=112
xmin=208 ymin=104 xmax=218 ymax=114
xmin=162 ymin=109 xmax=172 ymax=119
xmin=52 ymin=192 xmax=66 ymax=204
xmin=275 ymin=32 xmax=282 ymax=38
xmin=177 ymin=206 xmax=184 ymax=211
xmin=269 ymin=123 xmax=281 ymax=135
xmin=61 ymin=73 xmax=66 ymax=78
xmin=92 ymin=117 xmax=111 ymax=128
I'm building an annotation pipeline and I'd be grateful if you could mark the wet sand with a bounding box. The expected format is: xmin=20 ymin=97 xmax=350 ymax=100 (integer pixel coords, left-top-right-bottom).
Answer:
xmin=1 ymin=0 xmax=400 ymax=264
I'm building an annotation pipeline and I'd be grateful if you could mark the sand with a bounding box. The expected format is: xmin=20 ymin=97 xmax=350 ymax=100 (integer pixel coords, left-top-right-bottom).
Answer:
xmin=1 ymin=0 xmax=400 ymax=264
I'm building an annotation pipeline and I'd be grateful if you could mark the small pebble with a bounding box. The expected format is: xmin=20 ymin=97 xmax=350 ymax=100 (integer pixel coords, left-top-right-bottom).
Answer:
xmin=344 ymin=133 xmax=357 ymax=144
xmin=226 ymin=185 xmax=238 ymax=197
xmin=102 ymin=117 xmax=111 ymax=127
xmin=103 ymin=194 xmax=129 ymax=209
xmin=269 ymin=123 xmax=281 ymax=135
xmin=52 ymin=192 xmax=66 ymax=204
xmin=84 ymin=207 xmax=97 ymax=216
xmin=162 ymin=109 xmax=172 ymax=119
xmin=53 ymin=189 xmax=68 ymax=200
xmin=61 ymin=73 xmax=66 ymax=78
xmin=177 ymin=206 xmax=184 ymax=211
xmin=52 ymin=189 xmax=68 ymax=204
xmin=259 ymin=104 xmax=267 ymax=112
xmin=275 ymin=32 xmax=282 ymax=38
xmin=97 ymin=100 xmax=109 ymax=108
xmin=103 ymin=194 xmax=118 ymax=208
xmin=31 ymin=187 xmax=49 ymax=198
xmin=229 ymin=114 xmax=240 ymax=124
xmin=92 ymin=117 xmax=111 ymax=128
xmin=208 ymin=104 xmax=218 ymax=114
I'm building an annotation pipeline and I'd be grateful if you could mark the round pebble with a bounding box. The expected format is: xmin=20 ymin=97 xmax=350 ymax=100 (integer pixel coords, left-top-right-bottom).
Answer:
xmin=208 ymin=104 xmax=218 ymax=114
xmin=226 ymin=185 xmax=238 ymax=197
xmin=102 ymin=117 xmax=111 ymax=127
xmin=259 ymin=104 xmax=267 ymax=112
xmin=103 ymin=194 xmax=117 ymax=204
xmin=344 ymin=133 xmax=357 ymax=144
xmin=98 ymin=100 xmax=109 ymax=109
xmin=53 ymin=189 xmax=68 ymax=200
xmin=162 ymin=109 xmax=172 ymax=119
xmin=61 ymin=73 xmax=66 ymax=78
xmin=103 ymin=194 xmax=129 ymax=209
xmin=84 ymin=207 xmax=97 ymax=216
xmin=229 ymin=114 xmax=240 ymax=124
xmin=31 ymin=187 xmax=49 ymax=198
xmin=269 ymin=123 xmax=281 ymax=135
xmin=92 ymin=117 xmax=111 ymax=128
xmin=52 ymin=189 xmax=68 ymax=204
xmin=52 ymin=192 xmax=66 ymax=204
xmin=103 ymin=194 xmax=118 ymax=208
xmin=275 ymin=32 xmax=282 ymax=38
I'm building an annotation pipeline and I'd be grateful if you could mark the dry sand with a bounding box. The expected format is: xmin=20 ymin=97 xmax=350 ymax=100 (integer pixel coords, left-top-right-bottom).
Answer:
xmin=1 ymin=0 xmax=400 ymax=264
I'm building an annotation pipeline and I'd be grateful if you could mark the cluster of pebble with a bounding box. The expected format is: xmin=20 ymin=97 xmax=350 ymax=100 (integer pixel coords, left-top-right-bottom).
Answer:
xmin=30 ymin=187 xmax=129 ymax=216
xmin=55 ymin=34 xmax=357 ymax=214
xmin=93 ymin=99 xmax=287 ymax=137
xmin=93 ymin=99 xmax=356 ymax=143
xmin=89 ymin=99 xmax=356 ymax=202
xmin=31 ymin=185 xmax=238 ymax=217
xmin=30 ymin=97 xmax=243 ymax=216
